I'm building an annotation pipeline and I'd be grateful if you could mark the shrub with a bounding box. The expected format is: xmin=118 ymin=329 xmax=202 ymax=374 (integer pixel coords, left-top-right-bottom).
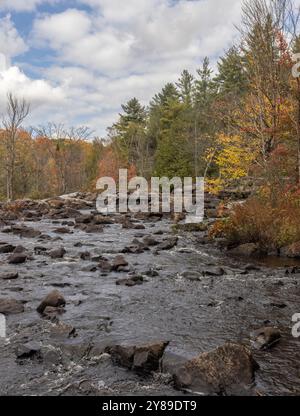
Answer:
xmin=211 ymin=188 xmax=300 ymax=251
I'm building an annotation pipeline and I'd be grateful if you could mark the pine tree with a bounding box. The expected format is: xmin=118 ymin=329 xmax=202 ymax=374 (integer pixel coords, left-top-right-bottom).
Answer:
xmin=176 ymin=70 xmax=194 ymax=106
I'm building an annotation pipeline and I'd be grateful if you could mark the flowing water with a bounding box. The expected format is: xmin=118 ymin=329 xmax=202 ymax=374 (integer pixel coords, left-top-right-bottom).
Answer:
xmin=1 ymin=214 xmax=300 ymax=396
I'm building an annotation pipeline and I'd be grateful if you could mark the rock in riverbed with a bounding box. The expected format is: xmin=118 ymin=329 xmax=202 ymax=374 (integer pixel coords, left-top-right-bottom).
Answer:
xmin=250 ymin=327 xmax=281 ymax=350
xmin=16 ymin=342 xmax=42 ymax=360
xmin=0 ymin=243 xmax=16 ymax=254
xmin=0 ymin=272 xmax=19 ymax=280
xmin=49 ymin=247 xmax=66 ymax=259
xmin=173 ymin=342 xmax=258 ymax=395
xmin=37 ymin=290 xmax=66 ymax=314
xmin=107 ymin=341 xmax=169 ymax=374
xmin=0 ymin=298 xmax=25 ymax=315
xmin=8 ymin=253 xmax=27 ymax=264
xmin=112 ymin=255 xmax=129 ymax=272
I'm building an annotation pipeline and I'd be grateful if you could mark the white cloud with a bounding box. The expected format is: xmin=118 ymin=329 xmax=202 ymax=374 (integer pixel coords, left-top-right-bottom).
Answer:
xmin=0 ymin=65 xmax=65 ymax=114
xmin=0 ymin=14 xmax=28 ymax=62
xmin=33 ymin=0 xmax=242 ymax=76
xmin=0 ymin=0 xmax=244 ymax=135
xmin=32 ymin=9 xmax=92 ymax=48
xmin=0 ymin=0 xmax=56 ymax=12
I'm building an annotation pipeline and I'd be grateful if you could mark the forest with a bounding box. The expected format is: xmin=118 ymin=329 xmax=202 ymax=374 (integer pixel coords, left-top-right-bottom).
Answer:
xmin=0 ymin=0 xmax=300 ymax=252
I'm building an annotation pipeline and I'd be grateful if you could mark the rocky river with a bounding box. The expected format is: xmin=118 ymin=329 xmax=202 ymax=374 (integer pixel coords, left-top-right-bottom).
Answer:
xmin=1 ymin=195 xmax=300 ymax=396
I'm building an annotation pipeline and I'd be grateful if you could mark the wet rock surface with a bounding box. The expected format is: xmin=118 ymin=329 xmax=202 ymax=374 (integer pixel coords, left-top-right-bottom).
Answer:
xmin=173 ymin=342 xmax=258 ymax=395
xmin=0 ymin=199 xmax=300 ymax=395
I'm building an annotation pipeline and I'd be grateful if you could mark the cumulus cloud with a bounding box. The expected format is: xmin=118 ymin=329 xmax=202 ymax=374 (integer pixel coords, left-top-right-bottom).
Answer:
xmin=33 ymin=0 xmax=242 ymax=76
xmin=0 ymin=14 xmax=28 ymax=62
xmin=0 ymin=0 xmax=56 ymax=12
xmin=1 ymin=0 xmax=243 ymax=135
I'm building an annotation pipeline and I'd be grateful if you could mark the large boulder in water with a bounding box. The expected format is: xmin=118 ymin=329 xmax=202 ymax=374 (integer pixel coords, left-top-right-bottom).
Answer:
xmin=37 ymin=290 xmax=66 ymax=314
xmin=173 ymin=342 xmax=258 ymax=395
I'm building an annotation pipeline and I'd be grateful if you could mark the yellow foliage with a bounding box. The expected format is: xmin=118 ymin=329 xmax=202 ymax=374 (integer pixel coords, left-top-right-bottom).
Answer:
xmin=206 ymin=134 xmax=258 ymax=193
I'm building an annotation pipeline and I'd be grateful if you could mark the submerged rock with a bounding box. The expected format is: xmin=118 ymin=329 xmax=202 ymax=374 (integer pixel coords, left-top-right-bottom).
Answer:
xmin=173 ymin=343 xmax=258 ymax=395
xmin=116 ymin=275 xmax=144 ymax=287
xmin=0 ymin=298 xmax=25 ymax=315
xmin=250 ymin=327 xmax=281 ymax=350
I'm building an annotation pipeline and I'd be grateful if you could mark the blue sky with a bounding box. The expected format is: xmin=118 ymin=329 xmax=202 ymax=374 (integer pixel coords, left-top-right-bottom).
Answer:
xmin=0 ymin=0 xmax=242 ymax=136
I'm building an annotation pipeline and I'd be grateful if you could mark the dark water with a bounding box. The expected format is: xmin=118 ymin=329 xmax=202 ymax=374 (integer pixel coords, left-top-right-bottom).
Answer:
xmin=1 ymin=215 xmax=300 ymax=396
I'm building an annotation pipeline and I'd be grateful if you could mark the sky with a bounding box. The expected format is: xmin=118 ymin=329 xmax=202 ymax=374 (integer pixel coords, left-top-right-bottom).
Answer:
xmin=0 ymin=0 xmax=243 ymax=137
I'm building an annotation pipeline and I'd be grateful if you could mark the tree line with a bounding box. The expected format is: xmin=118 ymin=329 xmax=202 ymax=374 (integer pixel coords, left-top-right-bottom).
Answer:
xmin=0 ymin=0 xmax=299 ymax=204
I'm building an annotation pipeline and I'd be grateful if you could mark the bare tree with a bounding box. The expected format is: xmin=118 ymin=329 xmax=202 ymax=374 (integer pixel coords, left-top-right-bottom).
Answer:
xmin=33 ymin=123 xmax=93 ymax=194
xmin=2 ymin=93 xmax=30 ymax=201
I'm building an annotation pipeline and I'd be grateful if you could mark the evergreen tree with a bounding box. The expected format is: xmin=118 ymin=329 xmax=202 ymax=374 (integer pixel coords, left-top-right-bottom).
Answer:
xmin=176 ymin=70 xmax=194 ymax=106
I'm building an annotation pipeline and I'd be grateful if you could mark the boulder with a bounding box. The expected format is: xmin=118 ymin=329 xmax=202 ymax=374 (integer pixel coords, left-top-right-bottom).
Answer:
xmin=174 ymin=343 xmax=258 ymax=395
xmin=16 ymin=342 xmax=42 ymax=360
xmin=0 ymin=298 xmax=24 ymax=315
xmin=201 ymin=267 xmax=226 ymax=277
xmin=75 ymin=214 xmax=94 ymax=224
xmin=80 ymin=251 xmax=91 ymax=261
xmin=0 ymin=272 xmax=19 ymax=280
xmin=156 ymin=237 xmax=178 ymax=251
xmin=116 ymin=275 xmax=144 ymax=287
xmin=143 ymin=236 xmax=160 ymax=247
xmin=37 ymin=290 xmax=66 ymax=314
xmin=98 ymin=259 xmax=113 ymax=272
xmin=112 ymin=255 xmax=129 ymax=271
xmin=0 ymin=244 xmax=16 ymax=254
xmin=281 ymin=242 xmax=300 ymax=258
xmin=53 ymin=227 xmax=71 ymax=234
xmin=8 ymin=253 xmax=27 ymax=264
xmin=49 ymin=247 xmax=66 ymax=259
xmin=47 ymin=199 xmax=65 ymax=209
xmin=50 ymin=322 xmax=76 ymax=338
xmin=229 ymin=243 xmax=260 ymax=257
xmin=107 ymin=341 xmax=169 ymax=373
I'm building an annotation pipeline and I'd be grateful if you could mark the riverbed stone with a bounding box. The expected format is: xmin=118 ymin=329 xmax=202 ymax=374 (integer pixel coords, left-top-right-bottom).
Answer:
xmin=16 ymin=342 xmax=42 ymax=361
xmin=0 ymin=272 xmax=19 ymax=280
xmin=112 ymin=255 xmax=129 ymax=271
xmin=0 ymin=298 xmax=25 ymax=315
xmin=250 ymin=327 xmax=281 ymax=350
xmin=37 ymin=290 xmax=66 ymax=314
xmin=0 ymin=244 xmax=16 ymax=254
xmin=229 ymin=243 xmax=260 ymax=257
xmin=49 ymin=247 xmax=66 ymax=259
xmin=173 ymin=342 xmax=258 ymax=395
xmin=107 ymin=341 xmax=169 ymax=373
xmin=8 ymin=252 xmax=27 ymax=264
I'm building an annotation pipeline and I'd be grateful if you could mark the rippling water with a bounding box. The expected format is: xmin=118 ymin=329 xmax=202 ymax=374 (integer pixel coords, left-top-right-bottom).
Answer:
xmin=1 ymin=215 xmax=300 ymax=395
